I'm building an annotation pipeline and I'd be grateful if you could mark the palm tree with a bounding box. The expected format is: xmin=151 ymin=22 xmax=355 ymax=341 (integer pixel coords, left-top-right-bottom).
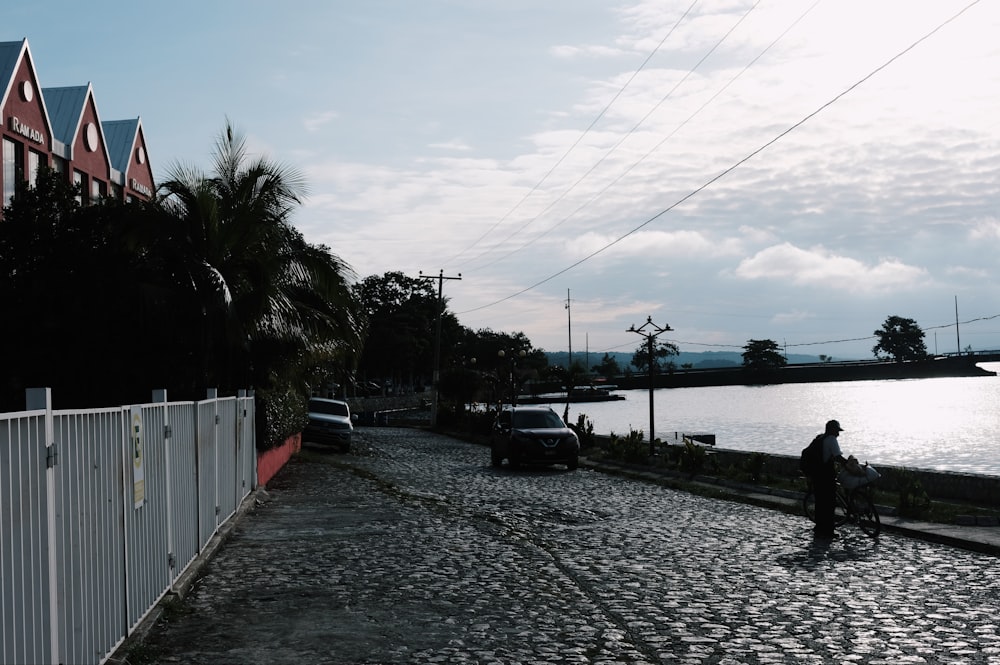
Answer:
xmin=154 ymin=121 xmax=361 ymax=398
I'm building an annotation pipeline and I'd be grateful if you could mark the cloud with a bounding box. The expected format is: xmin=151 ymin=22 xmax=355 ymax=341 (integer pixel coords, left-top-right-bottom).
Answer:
xmin=550 ymin=44 xmax=627 ymax=59
xmin=303 ymin=111 xmax=338 ymax=133
xmin=566 ymin=229 xmax=743 ymax=261
xmin=945 ymin=265 xmax=989 ymax=279
xmin=427 ymin=139 xmax=473 ymax=152
xmin=969 ymin=217 xmax=1000 ymax=241
xmin=772 ymin=309 xmax=816 ymax=326
xmin=733 ymin=243 xmax=928 ymax=293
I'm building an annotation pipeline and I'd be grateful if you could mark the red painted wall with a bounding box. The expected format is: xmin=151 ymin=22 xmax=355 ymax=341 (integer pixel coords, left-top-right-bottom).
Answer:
xmin=126 ymin=124 xmax=154 ymax=198
xmin=256 ymin=432 xmax=301 ymax=486
xmin=72 ymin=94 xmax=111 ymax=180
xmin=1 ymin=53 xmax=52 ymax=153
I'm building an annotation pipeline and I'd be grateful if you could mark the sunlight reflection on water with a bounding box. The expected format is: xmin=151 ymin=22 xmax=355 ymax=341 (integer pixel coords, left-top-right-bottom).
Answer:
xmin=545 ymin=363 xmax=1000 ymax=475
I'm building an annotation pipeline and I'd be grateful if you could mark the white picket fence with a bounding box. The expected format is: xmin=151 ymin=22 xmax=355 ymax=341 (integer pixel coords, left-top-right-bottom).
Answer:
xmin=0 ymin=388 xmax=257 ymax=665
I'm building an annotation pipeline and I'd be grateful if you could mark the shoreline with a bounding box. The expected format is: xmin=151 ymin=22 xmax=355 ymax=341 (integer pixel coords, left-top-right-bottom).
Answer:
xmin=531 ymin=354 xmax=997 ymax=393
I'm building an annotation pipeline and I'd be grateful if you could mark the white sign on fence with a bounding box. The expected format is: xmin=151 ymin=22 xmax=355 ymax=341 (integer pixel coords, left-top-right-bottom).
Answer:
xmin=131 ymin=405 xmax=145 ymax=508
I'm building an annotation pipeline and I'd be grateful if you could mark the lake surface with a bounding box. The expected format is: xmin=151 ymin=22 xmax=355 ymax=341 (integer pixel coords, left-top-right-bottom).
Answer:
xmin=531 ymin=363 xmax=1000 ymax=476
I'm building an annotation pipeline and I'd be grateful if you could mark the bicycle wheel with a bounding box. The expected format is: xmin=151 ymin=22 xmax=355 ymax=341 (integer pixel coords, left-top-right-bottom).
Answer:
xmin=833 ymin=490 xmax=849 ymax=527
xmin=803 ymin=488 xmax=816 ymax=522
xmin=851 ymin=489 xmax=881 ymax=537
xmin=804 ymin=486 xmax=848 ymax=526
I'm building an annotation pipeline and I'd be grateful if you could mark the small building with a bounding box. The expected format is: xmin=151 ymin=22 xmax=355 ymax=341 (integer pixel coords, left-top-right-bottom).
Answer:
xmin=0 ymin=38 xmax=153 ymax=215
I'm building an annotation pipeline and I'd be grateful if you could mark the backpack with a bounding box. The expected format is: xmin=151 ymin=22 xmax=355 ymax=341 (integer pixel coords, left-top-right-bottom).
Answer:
xmin=799 ymin=434 xmax=825 ymax=477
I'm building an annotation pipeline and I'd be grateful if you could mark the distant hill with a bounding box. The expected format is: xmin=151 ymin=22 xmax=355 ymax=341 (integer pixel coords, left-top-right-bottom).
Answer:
xmin=544 ymin=350 xmax=830 ymax=371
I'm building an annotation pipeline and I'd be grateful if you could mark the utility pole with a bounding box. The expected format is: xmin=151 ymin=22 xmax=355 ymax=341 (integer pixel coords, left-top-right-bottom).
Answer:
xmin=627 ymin=316 xmax=673 ymax=456
xmin=565 ymin=289 xmax=572 ymax=369
xmin=419 ymin=269 xmax=461 ymax=427
xmin=955 ymin=295 xmax=961 ymax=354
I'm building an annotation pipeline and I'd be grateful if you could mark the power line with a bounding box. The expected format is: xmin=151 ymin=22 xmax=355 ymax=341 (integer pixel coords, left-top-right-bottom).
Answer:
xmin=457 ymin=0 xmax=982 ymax=316
xmin=787 ymin=313 xmax=1000 ymax=349
xmin=471 ymin=0 xmax=821 ymax=274
xmin=463 ymin=0 xmax=761 ymax=272
xmin=443 ymin=0 xmax=702 ymax=268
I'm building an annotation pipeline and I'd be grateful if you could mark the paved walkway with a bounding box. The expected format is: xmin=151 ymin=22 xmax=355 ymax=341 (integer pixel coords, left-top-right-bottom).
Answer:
xmin=124 ymin=428 xmax=1000 ymax=664
xmin=588 ymin=458 xmax=1000 ymax=557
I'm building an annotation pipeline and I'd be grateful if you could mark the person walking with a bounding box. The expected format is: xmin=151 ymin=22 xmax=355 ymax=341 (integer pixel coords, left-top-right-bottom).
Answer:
xmin=814 ymin=419 xmax=848 ymax=539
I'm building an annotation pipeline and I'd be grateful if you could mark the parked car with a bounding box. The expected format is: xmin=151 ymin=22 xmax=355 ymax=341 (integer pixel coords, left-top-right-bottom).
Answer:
xmin=490 ymin=405 xmax=579 ymax=470
xmin=304 ymin=398 xmax=356 ymax=451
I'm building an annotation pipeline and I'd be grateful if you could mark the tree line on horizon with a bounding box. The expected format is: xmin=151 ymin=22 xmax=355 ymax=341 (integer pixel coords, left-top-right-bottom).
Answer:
xmin=549 ymin=316 xmax=931 ymax=379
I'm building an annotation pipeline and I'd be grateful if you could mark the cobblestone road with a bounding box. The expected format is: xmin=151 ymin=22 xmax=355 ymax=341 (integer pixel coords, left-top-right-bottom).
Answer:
xmin=142 ymin=428 xmax=1000 ymax=664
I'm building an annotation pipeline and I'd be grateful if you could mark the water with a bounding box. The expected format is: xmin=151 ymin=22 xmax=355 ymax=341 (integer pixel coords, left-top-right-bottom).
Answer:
xmin=535 ymin=363 xmax=1000 ymax=476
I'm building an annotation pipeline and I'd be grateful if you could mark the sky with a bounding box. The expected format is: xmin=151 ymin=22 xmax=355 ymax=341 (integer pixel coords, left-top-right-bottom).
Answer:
xmin=8 ymin=0 xmax=1000 ymax=360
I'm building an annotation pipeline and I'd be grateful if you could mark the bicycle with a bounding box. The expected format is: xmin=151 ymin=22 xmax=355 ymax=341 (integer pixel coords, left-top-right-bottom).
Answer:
xmin=803 ymin=464 xmax=881 ymax=537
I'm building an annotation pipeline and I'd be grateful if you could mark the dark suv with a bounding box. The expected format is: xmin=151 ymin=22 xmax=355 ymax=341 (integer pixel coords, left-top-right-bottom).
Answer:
xmin=490 ymin=405 xmax=579 ymax=470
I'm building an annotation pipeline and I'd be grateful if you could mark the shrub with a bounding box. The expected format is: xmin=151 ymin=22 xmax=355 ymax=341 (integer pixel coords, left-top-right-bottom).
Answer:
xmin=569 ymin=413 xmax=597 ymax=450
xmin=678 ymin=439 xmax=708 ymax=475
xmin=257 ymin=384 xmax=309 ymax=452
xmin=743 ymin=452 xmax=766 ymax=482
xmin=897 ymin=468 xmax=932 ymax=518
xmin=608 ymin=428 xmax=647 ymax=463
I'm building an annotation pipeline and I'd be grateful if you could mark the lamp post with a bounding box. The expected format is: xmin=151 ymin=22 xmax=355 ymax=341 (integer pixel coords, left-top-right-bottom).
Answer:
xmin=459 ymin=356 xmax=477 ymax=413
xmin=627 ymin=316 xmax=673 ymax=456
xmin=497 ymin=349 xmax=527 ymax=407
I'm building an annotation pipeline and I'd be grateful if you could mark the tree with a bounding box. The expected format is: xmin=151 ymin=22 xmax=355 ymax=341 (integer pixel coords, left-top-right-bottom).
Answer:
xmin=436 ymin=366 xmax=482 ymax=416
xmin=156 ymin=121 xmax=362 ymax=400
xmin=741 ymin=339 xmax=787 ymax=370
xmin=873 ymin=315 xmax=928 ymax=362
xmin=352 ymin=271 xmax=441 ymax=391
xmin=594 ymin=353 xmax=621 ymax=379
xmin=457 ymin=328 xmax=546 ymax=377
xmin=631 ymin=340 xmax=679 ymax=374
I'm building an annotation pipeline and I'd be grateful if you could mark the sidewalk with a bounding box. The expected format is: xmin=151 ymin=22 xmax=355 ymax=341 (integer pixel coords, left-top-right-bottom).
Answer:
xmin=581 ymin=456 xmax=1000 ymax=556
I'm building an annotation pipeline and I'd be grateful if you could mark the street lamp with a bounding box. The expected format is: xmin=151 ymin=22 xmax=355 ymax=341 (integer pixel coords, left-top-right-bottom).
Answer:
xmin=460 ymin=356 xmax=477 ymax=413
xmin=627 ymin=316 xmax=673 ymax=457
xmin=497 ymin=349 xmax=527 ymax=407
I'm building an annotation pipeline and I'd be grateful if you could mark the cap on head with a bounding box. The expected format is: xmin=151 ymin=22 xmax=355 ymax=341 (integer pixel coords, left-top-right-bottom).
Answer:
xmin=825 ymin=419 xmax=844 ymax=433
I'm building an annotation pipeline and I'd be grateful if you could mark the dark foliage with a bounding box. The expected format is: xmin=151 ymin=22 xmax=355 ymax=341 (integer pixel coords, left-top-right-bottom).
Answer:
xmin=631 ymin=339 xmax=680 ymax=374
xmin=873 ymin=315 xmax=929 ymax=362
xmin=2 ymin=122 xmax=362 ymax=451
xmin=741 ymin=339 xmax=787 ymax=370
xmin=0 ymin=169 xmax=196 ymax=408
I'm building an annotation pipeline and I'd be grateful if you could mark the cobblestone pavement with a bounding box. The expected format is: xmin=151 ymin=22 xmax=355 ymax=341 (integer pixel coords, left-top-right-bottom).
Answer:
xmin=140 ymin=428 xmax=1000 ymax=664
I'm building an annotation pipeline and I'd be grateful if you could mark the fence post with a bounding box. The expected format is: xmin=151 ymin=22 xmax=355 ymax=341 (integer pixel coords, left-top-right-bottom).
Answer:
xmin=248 ymin=390 xmax=257 ymax=491
xmin=238 ymin=389 xmax=258 ymax=492
xmin=26 ymin=387 xmax=59 ymax=665
xmin=206 ymin=389 xmax=219 ymax=531
xmin=153 ymin=389 xmax=176 ymax=582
